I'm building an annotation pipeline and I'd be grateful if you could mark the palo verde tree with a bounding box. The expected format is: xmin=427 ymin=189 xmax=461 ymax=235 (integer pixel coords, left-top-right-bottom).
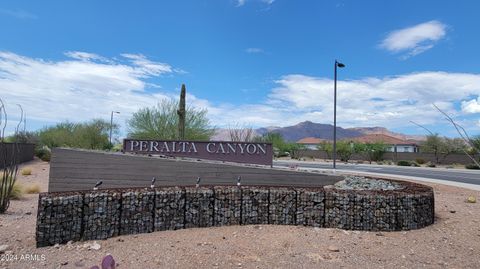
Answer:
xmin=127 ymin=99 xmax=214 ymax=140
xmin=38 ymin=119 xmax=118 ymax=150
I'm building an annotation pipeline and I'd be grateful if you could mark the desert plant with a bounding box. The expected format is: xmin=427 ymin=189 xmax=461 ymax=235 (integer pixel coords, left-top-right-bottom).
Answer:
xmin=336 ymin=140 xmax=354 ymax=162
xmin=397 ymin=160 xmax=412 ymax=166
xmin=35 ymin=147 xmax=51 ymax=162
xmin=0 ymin=99 xmax=23 ymax=213
xmin=415 ymin=158 xmax=426 ymax=165
xmin=38 ymin=119 xmax=117 ymax=150
xmin=228 ymin=124 xmax=256 ymax=142
xmin=426 ymin=162 xmax=436 ymax=168
xmin=465 ymin=164 xmax=480 ymax=170
xmin=9 ymin=183 xmax=23 ymax=199
xmin=24 ymin=184 xmax=41 ymax=194
xmin=21 ymin=168 xmax=32 ymax=175
xmin=128 ymin=99 xmax=214 ymax=140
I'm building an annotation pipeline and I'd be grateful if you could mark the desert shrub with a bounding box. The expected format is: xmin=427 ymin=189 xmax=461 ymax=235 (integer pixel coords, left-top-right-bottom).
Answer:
xmin=397 ymin=160 xmax=411 ymax=166
xmin=35 ymin=148 xmax=51 ymax=162
xmin=21 ymin=168 xmax=32 ymax=176
xmin=411 ymin=162 xmax=420 ymax=167
xmin=8 ymin=183 xmax=23 ymax=200
xmin=24 ymin=184 xmax=41 ymax=194
xmin=465 ymin=164 xmax=480 ymax=170
xmin=427 ymin=162 xmax=436 ymax=168
xmin=415 ymin=158 xmax=426 ymax=165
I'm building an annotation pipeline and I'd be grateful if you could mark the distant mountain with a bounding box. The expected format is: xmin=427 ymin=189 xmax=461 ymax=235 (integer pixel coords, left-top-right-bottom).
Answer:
xmin=211 ymin=121 xmax=425 ymax=142
xmin=257 ymin=121 xmax=363 ymax=142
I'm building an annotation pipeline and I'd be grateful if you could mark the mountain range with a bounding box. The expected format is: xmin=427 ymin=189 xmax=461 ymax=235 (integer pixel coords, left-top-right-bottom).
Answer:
xmin=212 ymin=121 xmax=425 ymax=142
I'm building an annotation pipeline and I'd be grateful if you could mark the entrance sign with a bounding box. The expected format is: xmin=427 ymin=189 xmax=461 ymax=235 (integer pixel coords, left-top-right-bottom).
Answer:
xmin=123 ymin=139 xmax=273 ymax=166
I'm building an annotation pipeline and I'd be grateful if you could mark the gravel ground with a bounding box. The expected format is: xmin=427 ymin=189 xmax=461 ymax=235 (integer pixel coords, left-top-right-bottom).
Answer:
xmin=0 ymin=159 xmax=479 ymax=269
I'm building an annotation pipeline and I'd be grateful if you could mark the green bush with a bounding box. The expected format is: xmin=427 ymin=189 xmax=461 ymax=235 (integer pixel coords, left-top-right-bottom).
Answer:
xmin=465 ymin=164 xmax=480 ymax=170
xmin=397 ymin=160 xmax=411 ymax=166
xmin=415 ymin=158 xmax=426 ymax=164
xmin=35 ymin=148 xmax=51 ymax=162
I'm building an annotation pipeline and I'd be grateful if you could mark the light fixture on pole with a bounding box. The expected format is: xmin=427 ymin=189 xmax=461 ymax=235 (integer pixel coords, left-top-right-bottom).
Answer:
xmin=333 ymin=60 xmax=345 ymax=169
xmin=110 ymin=111 xmax=120 ymax=145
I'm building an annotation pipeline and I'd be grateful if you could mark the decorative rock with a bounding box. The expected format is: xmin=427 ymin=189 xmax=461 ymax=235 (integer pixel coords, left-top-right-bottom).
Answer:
xmin=89 ymin=241 xmax=101 ymax=251
xmin=0 ymin=245 xmax=9 ymax=254
xmin=83 ymin=191 xmax=121 ymax=240
xmin=120 ymin=189 xmax=155 ymax=235
xmin=269 ymin=188 xmax=296 ymax=225
xmin=185 ymin=187 xmax=214 ymax=228
xmin=214 ymin=187 xmax=241 ymax=226
xmin=242 ymin=187 xmax=269 ymax=225
xmin=155 ymin=187 xmax=185 ymax=231
xmin=35 ymin=180 xmax=435 ymax=247
xmin=327 ymin=245 xmax=340 ymax=252
xmin=334 ymin=176 xmax=403 ymax=191
xmin=467 ymin=196 xmax=476 ymax=203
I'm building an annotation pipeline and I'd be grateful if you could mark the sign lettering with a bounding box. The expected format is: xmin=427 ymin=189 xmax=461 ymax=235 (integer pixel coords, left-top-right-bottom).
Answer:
xmin=123 ymin=139 xmax=273 ymax=166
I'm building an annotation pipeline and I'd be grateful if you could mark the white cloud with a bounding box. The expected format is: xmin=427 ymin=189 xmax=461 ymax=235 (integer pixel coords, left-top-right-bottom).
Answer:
xmin=380 ymin=20 xmax=447 ymax=58
xmin=1 ymin=51 xmax=480 ymax=136
xmin=0 ymin=51 xmax=176 ymax=129
xmin=262 ymin=72 xmax=480 ymax=129
xmin=236 ymin=0 xmax=274 ymax=7
xmin=245 ymin=48 xmax=264 ymax=54
xmin=462 ymin=98 xmax=480 ymax=113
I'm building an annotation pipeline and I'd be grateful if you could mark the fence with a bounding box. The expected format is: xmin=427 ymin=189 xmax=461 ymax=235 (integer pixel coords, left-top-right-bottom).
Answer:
xmin=294 ymin=149 xmax=476 ymax=165
xmin=0 ymin=142 xmax=35 ymax=168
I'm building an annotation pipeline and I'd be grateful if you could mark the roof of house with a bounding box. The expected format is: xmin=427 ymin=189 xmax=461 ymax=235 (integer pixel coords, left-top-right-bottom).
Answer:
xmin=297 ymin=137 xmax=327 ymax=144
xmin=351 ymin=134 xmax=418 ymax=145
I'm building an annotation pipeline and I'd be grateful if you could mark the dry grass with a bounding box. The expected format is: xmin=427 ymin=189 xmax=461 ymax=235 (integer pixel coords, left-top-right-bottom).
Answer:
xmin=24 ymin=183 xmax=41 ymax=194
xmin=8 ymin=183 xmax=23 ymax=200
xmin=21 ymin=168 xmax=32 ymax=176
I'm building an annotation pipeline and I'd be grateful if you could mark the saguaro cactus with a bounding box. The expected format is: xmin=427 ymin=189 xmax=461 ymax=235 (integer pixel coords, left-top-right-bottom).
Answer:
xmin=177 ymin=84 xmax=186 ymax=140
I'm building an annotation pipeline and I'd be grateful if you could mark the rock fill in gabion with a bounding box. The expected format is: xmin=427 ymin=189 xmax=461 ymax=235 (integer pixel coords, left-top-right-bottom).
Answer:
xmin=36 ymin=179 xmax=435 ymax=247
xmin=334 ymin=176 xmax=403 ymax=190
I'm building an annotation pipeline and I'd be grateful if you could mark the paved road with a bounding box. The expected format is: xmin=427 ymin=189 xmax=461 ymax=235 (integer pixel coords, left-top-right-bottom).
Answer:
xmin=274 ymin=160 xmax=480 ymax=186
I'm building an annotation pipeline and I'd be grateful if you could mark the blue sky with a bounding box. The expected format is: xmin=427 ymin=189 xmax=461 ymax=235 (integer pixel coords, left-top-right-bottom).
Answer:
xmin=1 ymin=0 xmax=480 ymax=138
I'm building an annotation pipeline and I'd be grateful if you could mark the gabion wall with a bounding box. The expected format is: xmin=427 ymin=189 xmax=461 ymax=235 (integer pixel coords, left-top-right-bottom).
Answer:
xmin=36 ymin=181 xmax=435 ymax=247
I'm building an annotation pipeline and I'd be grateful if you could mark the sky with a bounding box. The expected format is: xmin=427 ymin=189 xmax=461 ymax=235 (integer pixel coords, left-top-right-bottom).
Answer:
xmin=1 ymin=0 xmax=480 ymax=138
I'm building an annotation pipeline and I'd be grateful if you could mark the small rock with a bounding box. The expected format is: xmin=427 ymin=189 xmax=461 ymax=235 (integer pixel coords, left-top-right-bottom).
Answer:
xmin=54 ymin=243 xmax=61 ymax=249
xmin=467 ymin=196 xmax=477 ymax=203
xmin=401 ymin=255 xmax=406 ymax=259
xmin=449 ymin=210 xmax=456 ymax=214
xmin=60 ymin=261 xmax=68 ymax=266
xmin=0 ymin=245 xmax=9 ymax=254
xmin=327 ymin=245 xmax=340 ymax=252
xmin=117 ymin=238 xmax=124 ymax=242
xmin=375 ymin=232 xmax=384 ymax=236
xmin=89 ymin=241 xmax=101 ymax=250
xmin=25 ymin=211 xmax=32 ymax=215
xmin=74 ymin=260 xmax=85 ymax=267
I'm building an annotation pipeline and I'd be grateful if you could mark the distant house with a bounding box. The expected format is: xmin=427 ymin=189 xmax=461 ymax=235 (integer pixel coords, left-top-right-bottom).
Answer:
xmin=296 ymin=137 xmax=327 ymax=150
xmin=352 ymin=134 xmax=419 ymax=153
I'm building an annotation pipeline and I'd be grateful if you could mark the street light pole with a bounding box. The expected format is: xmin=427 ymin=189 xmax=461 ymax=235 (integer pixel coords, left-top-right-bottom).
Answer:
xmin=110 ymin=111 xmax=120 ymax=145
xmin=333 ymin=60 xmax=345 ymax=169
